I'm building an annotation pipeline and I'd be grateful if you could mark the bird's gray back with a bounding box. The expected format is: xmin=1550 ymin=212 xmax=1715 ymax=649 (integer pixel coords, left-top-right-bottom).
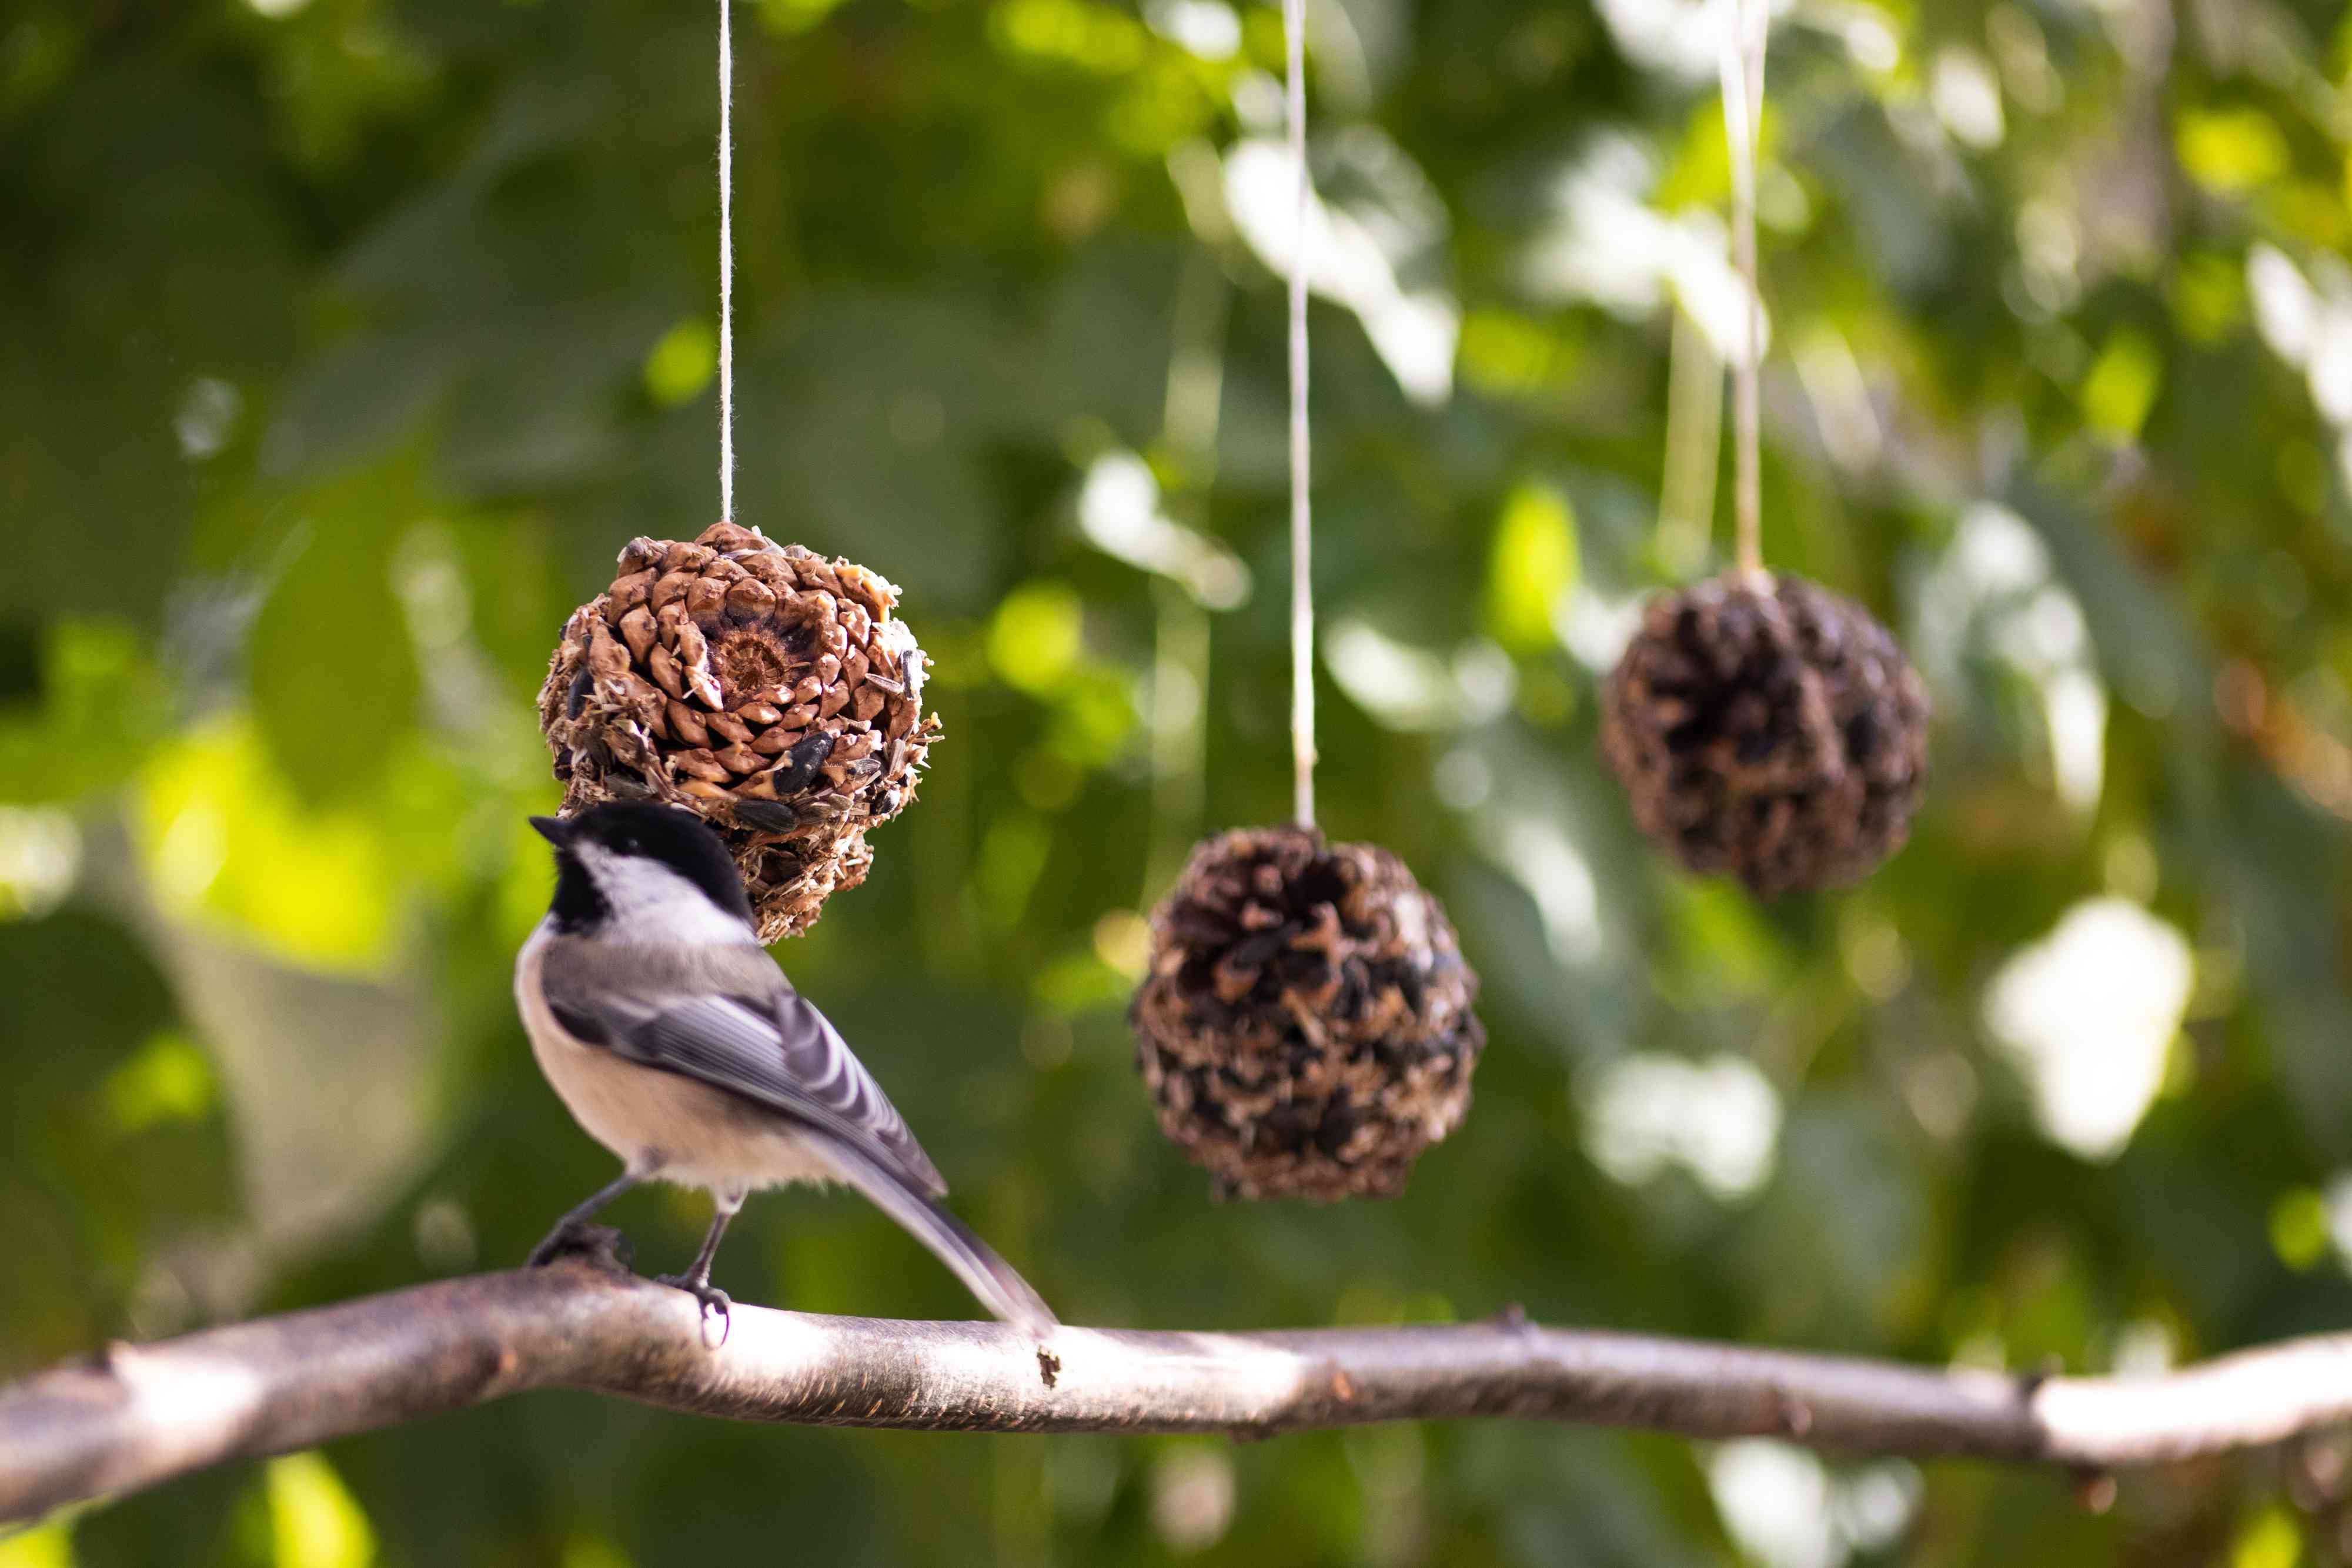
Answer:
xmin=534 ymin=934 xmax=947 ymax=1197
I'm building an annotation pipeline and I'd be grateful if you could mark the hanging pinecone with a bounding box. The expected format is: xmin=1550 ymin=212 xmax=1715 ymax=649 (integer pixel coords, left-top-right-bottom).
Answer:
xmin=537 ymin=522 xmax=941 ymax=942
xmin=1131 ymin=825 xmax=1484 ymax=1202
xmin=1602 ymin=571 xmax=1929 ymax=898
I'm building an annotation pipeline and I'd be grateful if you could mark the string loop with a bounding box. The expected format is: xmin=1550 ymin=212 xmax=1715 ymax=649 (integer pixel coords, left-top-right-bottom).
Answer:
xmin=1718 ymin=0 xmax=1766 ymax=580
xmin=718 ymin=0 xmax=736 ymax=523
xmin=1285 ymin=0 xmax=1315 ymax=828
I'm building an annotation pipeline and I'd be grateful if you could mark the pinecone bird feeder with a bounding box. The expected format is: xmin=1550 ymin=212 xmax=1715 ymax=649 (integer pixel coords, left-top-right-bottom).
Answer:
xmin=1599 ymin=2 xmax=1929 ymax=897
xmin=1601 ymin=572 xmax=1928 ymax=898
xmin=1132 ymin=827 xmax=1484 ymax=1202
xmin=1125 ymin=0 xmax=1485 ymax=1201
xmin=537 ymin=522 xmax=941 ymax=941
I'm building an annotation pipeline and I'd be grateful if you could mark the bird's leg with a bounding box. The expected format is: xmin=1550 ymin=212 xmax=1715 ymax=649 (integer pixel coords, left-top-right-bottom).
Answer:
xmin=656 ymin=1191 xmax=743 ymax=1340
xmin=526 ymin=1166 xmax=647 ymax=1268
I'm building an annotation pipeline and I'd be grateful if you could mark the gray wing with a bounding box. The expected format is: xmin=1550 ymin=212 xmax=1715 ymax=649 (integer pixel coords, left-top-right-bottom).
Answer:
xmin=540 ymin=942 xmax=946 ymax=1198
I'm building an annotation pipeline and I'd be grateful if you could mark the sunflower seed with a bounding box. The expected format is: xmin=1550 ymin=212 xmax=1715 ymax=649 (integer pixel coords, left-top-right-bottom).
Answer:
xmin=733 ymin=799 xmax=801 ymax=834
xmin=770 ymin=731 xmax=836 ymax=795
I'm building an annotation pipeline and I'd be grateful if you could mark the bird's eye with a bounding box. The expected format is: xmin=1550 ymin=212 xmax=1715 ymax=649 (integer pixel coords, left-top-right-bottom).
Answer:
xmin=616 ymin=835 xmax=639 ymax=853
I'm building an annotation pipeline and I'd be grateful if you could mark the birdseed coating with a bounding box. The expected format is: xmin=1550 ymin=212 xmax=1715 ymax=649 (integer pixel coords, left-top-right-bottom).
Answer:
xmin=1132 ymin=825 xmax=1484 ymax=1202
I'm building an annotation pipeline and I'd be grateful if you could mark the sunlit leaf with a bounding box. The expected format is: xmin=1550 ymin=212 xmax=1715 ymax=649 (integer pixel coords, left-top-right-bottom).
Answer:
xmin=246 ymin=455 xmax=425 ymax=807
xmin=2080 ymin=329 xmax=2162 ymax=440
xmin=0 ymin=1522 xmax=73 ymax=1568
xmin=102 ymin=1032 xmax=216 ymax=1135
xmin=642 ymin=320 xmax=717 ymax=408
xmin=0 ymin=620 xmax=168 ymax=805
xmin=2230 ymin=1505 xmax=2302 ymax=1568
xmin=1485 ymin=482 xmax=1579 ymax=652
xmin=136 ymin=714 xmax=406 ymax=975
xmin=265 ymin=1453 xmax=374 ymax=1568
xmin=2177 ymin=106 xmax=2290 ymax=195
xmin=2268 ymin=1187 xmax=2330 ymax=1271
xmin=989 ymin=581 xmax=1085 ymax=696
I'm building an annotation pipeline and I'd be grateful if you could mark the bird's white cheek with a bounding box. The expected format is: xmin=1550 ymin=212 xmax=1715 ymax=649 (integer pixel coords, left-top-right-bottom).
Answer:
xmin=579 ymin=848 xmax=759 ymax=946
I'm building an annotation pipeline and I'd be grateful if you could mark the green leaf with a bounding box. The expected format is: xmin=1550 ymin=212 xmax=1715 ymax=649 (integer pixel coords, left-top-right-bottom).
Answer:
xmin=246 ymin=454 xmax=424 ymax=806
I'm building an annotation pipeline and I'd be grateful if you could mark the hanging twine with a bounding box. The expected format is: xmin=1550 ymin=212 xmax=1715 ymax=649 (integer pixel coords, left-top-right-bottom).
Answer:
xmin=717 ymin=0 xmax=737 ymax=524
xmin=1284 ymin=0 xmax=1316 ymax=828
xmin=1718 ymin=0 xmax=1767 ymax=580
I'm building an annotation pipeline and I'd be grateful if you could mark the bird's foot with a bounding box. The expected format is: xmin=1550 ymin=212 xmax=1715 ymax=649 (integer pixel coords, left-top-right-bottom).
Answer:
xmin=655 ymin=1273 xmax=733 ymax=1346
xmin=527 ymin=1221 xmax=634 ymax=1273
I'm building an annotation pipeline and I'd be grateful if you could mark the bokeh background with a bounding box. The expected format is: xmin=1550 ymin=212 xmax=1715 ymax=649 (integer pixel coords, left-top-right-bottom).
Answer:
xmin=8 ymin=0 xmax=2352 ymax=1563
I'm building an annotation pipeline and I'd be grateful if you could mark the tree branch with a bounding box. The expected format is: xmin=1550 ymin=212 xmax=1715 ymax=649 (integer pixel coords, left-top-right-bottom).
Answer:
xmin=6 ymin=1253 xmax=2352 ymax=1524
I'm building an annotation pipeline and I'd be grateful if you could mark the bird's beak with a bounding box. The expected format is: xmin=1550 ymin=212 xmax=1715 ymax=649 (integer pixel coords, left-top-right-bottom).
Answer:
xmin=529 ymin=815 xmax=573 ymax=848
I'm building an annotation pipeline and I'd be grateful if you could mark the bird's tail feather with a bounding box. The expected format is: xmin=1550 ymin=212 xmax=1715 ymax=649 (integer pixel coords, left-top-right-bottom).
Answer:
xmin=827 ymin=1142 xmax=1060 ymax=1339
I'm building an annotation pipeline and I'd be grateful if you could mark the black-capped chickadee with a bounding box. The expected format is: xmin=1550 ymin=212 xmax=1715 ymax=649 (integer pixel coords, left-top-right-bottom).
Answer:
xmin=516 ymin=801 xmax=1056 ymax=1339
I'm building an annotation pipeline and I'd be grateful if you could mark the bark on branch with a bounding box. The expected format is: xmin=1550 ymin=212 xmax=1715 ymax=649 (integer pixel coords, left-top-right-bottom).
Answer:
xmin=6 ymin=1253 xmax=2352 ymax=1524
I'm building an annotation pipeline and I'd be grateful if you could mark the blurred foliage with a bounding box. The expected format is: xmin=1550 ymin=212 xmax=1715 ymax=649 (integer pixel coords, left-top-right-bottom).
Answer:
xmin=8 ymin=0 xmax=2352 ymax=1563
